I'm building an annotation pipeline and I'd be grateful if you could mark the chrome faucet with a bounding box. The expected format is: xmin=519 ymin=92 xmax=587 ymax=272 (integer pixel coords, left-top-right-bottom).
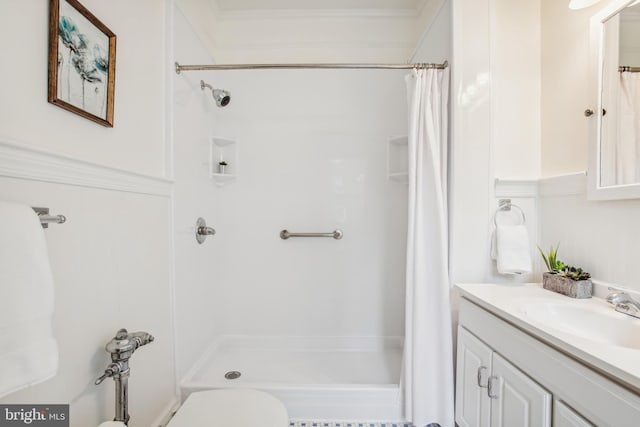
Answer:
xmin=606 ymin=289 xmax=640 ymax=319
xmin=95 ymin=328 xmax=154 ymax=425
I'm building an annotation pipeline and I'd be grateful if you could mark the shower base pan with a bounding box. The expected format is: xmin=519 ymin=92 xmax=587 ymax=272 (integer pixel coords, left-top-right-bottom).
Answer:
xmin=181 ymin=336 xmax=404 ymax=420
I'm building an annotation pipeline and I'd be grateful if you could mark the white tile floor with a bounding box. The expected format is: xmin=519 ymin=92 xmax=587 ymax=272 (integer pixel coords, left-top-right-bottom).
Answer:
xmin=289 ymin=422 xmax=411 ymax=427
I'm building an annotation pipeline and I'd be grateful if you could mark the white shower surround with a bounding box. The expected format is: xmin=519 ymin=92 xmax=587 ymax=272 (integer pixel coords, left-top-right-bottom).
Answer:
xmin=173 ymin=61 xmax=410 ymax=368
xmin=172 ymin=1 xmax=454 ymax=421
xmin=203 ymin=67 xmax=409 ymax=339
xmin=177 ymin=0 xmax=415 ymax=340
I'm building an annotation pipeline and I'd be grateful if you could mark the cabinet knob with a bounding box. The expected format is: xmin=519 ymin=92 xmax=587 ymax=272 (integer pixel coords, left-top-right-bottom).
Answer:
xmin=584 ymin=108 xmax=607 ymax=117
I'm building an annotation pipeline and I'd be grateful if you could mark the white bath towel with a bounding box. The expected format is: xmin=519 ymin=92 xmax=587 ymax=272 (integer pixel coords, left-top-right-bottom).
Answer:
xmin=0 ymin=201 xmax=58 ymax=398
xmin=493 ymin=224 xmax=532 ymax=275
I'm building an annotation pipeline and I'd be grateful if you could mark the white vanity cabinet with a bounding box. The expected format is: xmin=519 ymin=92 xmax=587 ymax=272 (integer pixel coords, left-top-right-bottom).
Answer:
xmin=456 ymin=326 xmax=551 ymax=427
xmin=456 ymin=291 xmax=640 ymax=427
xmin=553 ymin=400 xmax=594 ymax=427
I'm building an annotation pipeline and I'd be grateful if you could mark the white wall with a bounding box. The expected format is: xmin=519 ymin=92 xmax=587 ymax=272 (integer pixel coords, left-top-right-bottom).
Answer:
xmin=449 ymin=0 xmax=493 ymax=284
xmin=196 ymin=69 xmax=409 ymax=338
xmin=0 ymin=0 xmax=168 ymax=177
xmin=620 ymin=6 xmax=640 ymax=66
xmin=411 ymin=0 xmax=451 ymax=64
xmin=449 ymin=0 xmax=542 ymax=285
xmin=491 ymin=0 xmax=541 ymax=180
xmin=537 ymin=0 xmax=640 ymax=293
xmin=172 ymin=5 xmax=225 ymax=381
xmin=175 ymin=0 xmax=444 ymax=64
xmin=539 ymin=174 xmax=640 ymax=292
xmin=0 ymin=2 xmax=177 ymax=426
xmin=0 ymin=171 xmax=175 ymax=427
xmin=540 ymin=0 xmax=608 ymax=177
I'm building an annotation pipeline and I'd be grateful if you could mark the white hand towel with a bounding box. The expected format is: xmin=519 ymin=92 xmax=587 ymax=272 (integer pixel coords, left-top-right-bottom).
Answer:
xmin=495 ymin=224 xmax=532 ymax=275
xmin=0 ymin=201 xmax=58 ymax=398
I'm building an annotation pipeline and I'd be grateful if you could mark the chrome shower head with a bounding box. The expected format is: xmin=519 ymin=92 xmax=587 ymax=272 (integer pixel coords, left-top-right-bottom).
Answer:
xmin=212 ymin=88 xmax=230 ymax=107
xmin=200 ymin=80 xmax=231 ymax=107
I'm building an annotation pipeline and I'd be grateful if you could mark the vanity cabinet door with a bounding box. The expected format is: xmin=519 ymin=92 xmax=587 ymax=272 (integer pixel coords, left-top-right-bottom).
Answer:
xmin=455 ymin=326 xmax=492 ymax=427
xmin=553 ymin=400 xmax=594 ymax=427
xmin=489 ymin=353 xmax=552 ymax=427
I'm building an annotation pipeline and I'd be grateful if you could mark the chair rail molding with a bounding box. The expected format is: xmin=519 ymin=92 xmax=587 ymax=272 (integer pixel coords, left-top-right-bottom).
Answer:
xmin=539 ymin=172 xmax=587 ymax=197
xmin=0 ymin=138 xmax=173 ymax=197
xmin=494 ymin=178 xmax=539 ymax=198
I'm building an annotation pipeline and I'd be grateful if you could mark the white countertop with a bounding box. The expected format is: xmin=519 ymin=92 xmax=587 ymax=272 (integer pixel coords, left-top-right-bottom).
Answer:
xmin=455 ymin=282 xmax=640 ymax=393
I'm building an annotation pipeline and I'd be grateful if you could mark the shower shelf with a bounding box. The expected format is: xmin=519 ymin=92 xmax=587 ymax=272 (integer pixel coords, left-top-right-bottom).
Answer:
xmin=387 ymin=135 xmax=408 ymax=184
xmin=210 ymin=136 xmax=237 ymax=186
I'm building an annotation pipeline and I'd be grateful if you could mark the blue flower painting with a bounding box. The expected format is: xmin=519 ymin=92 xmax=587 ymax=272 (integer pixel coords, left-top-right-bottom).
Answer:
xmin=54 ymin=0 xmax=112 ymax=122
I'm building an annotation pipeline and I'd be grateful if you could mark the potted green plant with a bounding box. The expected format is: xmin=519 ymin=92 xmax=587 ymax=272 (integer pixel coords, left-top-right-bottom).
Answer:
xmin=538 ymin=244 xmax=592 ymax=298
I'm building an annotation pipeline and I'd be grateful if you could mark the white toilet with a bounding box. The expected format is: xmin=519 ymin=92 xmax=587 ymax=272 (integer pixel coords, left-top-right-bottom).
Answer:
xmin=166 ymin=388 xmax=289 ymax=427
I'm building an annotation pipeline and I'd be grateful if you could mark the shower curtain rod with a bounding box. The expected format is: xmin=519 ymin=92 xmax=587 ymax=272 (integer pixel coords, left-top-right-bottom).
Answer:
xmin=619 ymin=66 xmax=640 ymax=72
xmin=174 ymin=61 xmax=448 ymax=74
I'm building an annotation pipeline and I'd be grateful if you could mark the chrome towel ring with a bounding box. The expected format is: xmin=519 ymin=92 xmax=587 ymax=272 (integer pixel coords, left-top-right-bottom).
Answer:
xmin=493 ymin=199 xmax=525 ymax=227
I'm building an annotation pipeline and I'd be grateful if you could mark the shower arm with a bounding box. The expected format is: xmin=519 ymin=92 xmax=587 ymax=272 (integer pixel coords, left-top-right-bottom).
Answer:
xmin=200 ymin=80 xmax=213 ymax=91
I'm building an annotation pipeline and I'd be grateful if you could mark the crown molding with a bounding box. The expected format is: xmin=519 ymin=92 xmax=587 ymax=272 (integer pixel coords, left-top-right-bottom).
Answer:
xmin=213 ymin=9 xmax=420 ymax=21
xmin=177 ymin=0 xmax=430 ymax=62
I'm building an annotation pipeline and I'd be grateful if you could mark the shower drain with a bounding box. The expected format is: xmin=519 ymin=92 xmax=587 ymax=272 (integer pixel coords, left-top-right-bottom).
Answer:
xmin=224 ymin=370 xmax=241 ymax=380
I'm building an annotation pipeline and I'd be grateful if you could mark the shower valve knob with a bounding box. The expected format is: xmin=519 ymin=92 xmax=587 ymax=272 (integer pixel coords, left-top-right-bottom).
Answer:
xmin=197 ymin=226 xmax=215 ymax=236
xmin=195 ymin=218 xmax=216 ymax=244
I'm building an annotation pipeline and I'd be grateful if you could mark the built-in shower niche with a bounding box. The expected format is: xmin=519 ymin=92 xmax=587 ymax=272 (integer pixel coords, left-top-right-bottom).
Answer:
xmin=210 ymin=136 xmax=237 ymax=186
xmin=387 ymin=135 xmax=408 ymax=184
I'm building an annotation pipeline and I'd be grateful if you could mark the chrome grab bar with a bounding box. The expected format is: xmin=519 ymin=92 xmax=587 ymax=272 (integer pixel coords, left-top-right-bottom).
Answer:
xmin=280 ymin=229 xmax=343 ymax=240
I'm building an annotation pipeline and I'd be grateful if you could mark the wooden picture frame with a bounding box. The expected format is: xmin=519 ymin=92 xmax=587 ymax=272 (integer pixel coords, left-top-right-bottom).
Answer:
xmin=48 ymin=0 xmax=116 ymax=127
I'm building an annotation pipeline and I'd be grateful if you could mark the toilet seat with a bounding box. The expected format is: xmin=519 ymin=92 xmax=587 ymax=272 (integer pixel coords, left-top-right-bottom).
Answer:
xmin=166 ymin=389 xmax=289 ymax=427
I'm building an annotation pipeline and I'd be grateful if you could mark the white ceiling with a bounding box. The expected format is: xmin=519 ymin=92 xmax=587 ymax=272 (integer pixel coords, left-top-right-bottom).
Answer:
xmin=176 ymin=0 xmax=444 ymax=63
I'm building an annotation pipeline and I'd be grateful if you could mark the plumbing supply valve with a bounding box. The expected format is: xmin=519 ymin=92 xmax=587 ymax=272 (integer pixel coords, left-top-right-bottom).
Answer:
xmin=95 ymin=328 xmax=154 ymax=425
xmin=95 ymin=363 xmax=121 ymax=385
xmin=105 ymin=328 xmax=154 ymax=363
xmin=95 ymin=328 xmax=154 ymax=385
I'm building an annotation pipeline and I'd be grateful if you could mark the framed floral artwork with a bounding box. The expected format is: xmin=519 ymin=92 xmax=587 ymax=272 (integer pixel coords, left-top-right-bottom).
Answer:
xmin=48 ymin=0 xmax=116 ymax=127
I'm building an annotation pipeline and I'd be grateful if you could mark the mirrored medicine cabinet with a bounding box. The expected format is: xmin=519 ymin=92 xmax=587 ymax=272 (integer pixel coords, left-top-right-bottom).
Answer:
xmin=588 ymin=0 xmax=640 ymax=200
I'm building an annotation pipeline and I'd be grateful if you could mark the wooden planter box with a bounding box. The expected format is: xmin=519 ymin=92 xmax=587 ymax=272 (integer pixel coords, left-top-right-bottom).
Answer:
xmin=542 ymin=272 xmax=592 ymax=299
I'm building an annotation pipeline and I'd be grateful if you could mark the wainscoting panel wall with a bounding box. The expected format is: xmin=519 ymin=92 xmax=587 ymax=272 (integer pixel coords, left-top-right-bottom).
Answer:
xmin=0 ymin=139 xmax=177 ymax=427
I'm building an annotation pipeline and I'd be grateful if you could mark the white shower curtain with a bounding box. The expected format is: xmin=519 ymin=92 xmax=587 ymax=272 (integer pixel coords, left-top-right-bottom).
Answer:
xmin=403 ymin=67 xmax=454 ymax=427
xmin=616 ymin=72 xmax=640 ymax=185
